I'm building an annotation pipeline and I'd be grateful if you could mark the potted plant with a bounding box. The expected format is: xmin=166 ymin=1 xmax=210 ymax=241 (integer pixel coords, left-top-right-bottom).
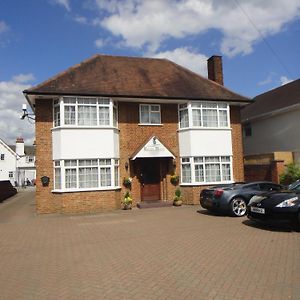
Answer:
xmin=122 ymin=191 xmax=133 ymax=210
xmin=170 ymin=174 xmax=179 ymax=186
xmin=173 ymin=188 xmax=182 ymax=206
xmin=123 ymin=177 xmax=132 ymax=189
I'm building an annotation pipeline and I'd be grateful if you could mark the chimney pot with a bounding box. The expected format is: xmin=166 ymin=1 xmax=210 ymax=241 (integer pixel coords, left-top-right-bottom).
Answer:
xmin=207 ymin=55 xmax=224 ymax=85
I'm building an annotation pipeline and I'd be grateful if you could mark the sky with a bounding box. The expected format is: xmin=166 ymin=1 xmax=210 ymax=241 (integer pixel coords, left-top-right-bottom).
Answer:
xmin=0 ymin=0 xmax=300 ymax=145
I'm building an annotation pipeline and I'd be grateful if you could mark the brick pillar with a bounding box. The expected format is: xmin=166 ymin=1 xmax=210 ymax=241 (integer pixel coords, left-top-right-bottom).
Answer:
xmin=271 ymin=160 xmax=285 ymax=183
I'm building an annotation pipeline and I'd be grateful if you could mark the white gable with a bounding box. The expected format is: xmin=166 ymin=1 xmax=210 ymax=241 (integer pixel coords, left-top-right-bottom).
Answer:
xmin=131 ymin=136 xmax=175 ymax=160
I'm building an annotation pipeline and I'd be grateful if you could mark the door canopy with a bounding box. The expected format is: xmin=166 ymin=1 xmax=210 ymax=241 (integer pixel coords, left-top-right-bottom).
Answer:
xmin=131 ymin=136 xmax=175 ymax=160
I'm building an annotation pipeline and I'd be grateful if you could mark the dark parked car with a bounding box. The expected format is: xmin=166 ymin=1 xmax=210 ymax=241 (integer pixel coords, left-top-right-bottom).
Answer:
xmin=200 ymin=181 xmax=283 ymax=217
xmin=0 ymin=180 xmax=17 ymax=202
xmin=247 ymin=181 xmax=300 ymax=226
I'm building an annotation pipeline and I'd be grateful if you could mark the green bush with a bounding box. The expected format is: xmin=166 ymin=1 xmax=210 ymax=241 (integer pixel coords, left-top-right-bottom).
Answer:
xmin=175 ymin=188 xmax=181 ymax=198
xmin=280 ymin=163 xmax=300 ymax=185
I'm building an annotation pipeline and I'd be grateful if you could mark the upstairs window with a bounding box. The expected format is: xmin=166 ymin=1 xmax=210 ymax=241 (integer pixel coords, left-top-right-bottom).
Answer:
xmin=179 ymin=101 xmax=229 ymax=129
xmin=0 ymin=154 xmax=4 ymax=160
xmin=140 ymin=104 xmax=161 ymax=124
xmin=53 ymin=97 xmax=117 ymax=128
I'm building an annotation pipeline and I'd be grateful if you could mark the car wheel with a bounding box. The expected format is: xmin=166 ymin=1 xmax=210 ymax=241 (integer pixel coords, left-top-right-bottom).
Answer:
xmin=230 ymin=197 xmax=247 ymax=217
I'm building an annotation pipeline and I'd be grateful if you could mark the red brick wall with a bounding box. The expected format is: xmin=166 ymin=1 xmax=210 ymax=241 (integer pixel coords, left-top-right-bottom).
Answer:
xmin=35 ymin=100 xmax=245 ymax=212
xmin=35 ymin=99 xmax=121 ymax=214
xmin=118 ymin=102 xmax=179 ymax=204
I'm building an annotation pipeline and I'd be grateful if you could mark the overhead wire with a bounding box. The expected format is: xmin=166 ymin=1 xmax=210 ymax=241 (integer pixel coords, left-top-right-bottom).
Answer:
xmin=232 ymin=0 xmax=293 ymax=79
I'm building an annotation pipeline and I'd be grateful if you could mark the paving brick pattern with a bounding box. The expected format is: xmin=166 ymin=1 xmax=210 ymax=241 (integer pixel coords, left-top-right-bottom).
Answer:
xmin=0 ymin=190 xmax=299 ymax=299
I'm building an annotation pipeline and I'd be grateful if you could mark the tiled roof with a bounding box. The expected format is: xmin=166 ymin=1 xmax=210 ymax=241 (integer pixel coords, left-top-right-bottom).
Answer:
xmin=24 ymin=54 xmax=249 ymax=102
xmin=242 ymin=78 xmax=300 ymax=121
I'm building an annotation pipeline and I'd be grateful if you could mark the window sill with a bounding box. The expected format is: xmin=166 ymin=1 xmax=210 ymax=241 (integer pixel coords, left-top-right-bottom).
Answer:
xmin=52 ymin=186 xmax=121 ymax=193
xmin=178 ymin=127 xmax=231 ymax=132
xmin=51 ymin=126 xmax=119 ymax=131
xmin=180 ymin=181 xmax=234 ymax=186
xmin=138 ymin=123 xmax=163 ymax=126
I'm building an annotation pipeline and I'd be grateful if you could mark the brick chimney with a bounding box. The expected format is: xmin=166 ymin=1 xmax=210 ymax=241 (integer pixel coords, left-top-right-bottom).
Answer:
xmin=16 ymin=137 xmax=25 ymax=156
xmin=207 ymin=55 xmax=224 ymax=85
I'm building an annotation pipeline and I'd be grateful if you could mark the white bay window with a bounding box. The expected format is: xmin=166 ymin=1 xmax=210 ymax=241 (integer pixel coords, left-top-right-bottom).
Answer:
xmin=53 ymin=158 xmax=119 ymax=191
xmin=53 ymin=97 xmax=117 ymax=127
xmin=179 ymin=101 xmax=229 ymax=129
xmin=181 ymin=156 xmax=232 ymax=184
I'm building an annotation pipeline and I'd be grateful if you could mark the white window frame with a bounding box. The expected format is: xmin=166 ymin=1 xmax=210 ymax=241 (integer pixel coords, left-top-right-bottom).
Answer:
xmin=178 ymin=101 xmax=230 ymax=129
xmin=53 ymin=97 xmax=118 ymax=128
xmin=180 ymin=156 xmax=233 ymax=185
xmin=53 ymin=158 xmax=120 ymax=192
xmin=139 ymin=104 xmax=161 ymax=125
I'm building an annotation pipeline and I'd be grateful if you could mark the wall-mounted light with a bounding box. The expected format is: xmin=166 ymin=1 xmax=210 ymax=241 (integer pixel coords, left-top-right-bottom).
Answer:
xmin=125 ymin=161 xmax=129 ymax=171
xmin=20 ymin=104 xmax=35 ymax=121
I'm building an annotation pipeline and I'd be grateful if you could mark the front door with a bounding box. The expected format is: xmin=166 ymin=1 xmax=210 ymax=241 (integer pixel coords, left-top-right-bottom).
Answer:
xmin=139 ymin=158 xmax=161 ymax=201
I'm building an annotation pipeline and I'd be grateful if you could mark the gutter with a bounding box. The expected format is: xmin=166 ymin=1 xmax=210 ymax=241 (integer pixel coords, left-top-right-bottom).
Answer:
xmin=23 ymin=90 xmax=252 ymax=105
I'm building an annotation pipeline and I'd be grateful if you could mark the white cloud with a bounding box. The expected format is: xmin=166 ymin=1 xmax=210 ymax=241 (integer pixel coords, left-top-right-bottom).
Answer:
xmin=0 ymin=76 xmax=35 ymax=145
xmin=94 ymin=0 xmax=300 ymax=57
xmin=280 ymin=76 xmax=293 ymax=85
xmin=74 ymin=15 xmax=88 ymax=24
xmin=151 ymin=47 xmax=208 ymax=76
xmin=94 ymin=38 xmax=105 ymax=48
xmin=12 ymin=73 xmax=35 ymax=84
xmin=51 ymin=0 xmax=71 ymax=11
xmin=0 ymin=21 xmax=8 ymax=34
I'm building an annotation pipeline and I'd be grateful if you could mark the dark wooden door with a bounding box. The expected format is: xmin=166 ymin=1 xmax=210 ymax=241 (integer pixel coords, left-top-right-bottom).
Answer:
xmin=139 ymin=158 xmax=161 ymax=201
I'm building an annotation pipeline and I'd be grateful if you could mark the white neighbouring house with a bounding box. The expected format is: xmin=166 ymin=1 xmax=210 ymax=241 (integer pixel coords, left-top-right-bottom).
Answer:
xmin=0 ymin=137 xmax=36 ymax=186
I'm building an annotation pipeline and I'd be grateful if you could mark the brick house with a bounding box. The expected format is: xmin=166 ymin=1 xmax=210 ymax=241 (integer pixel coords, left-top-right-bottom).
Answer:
xmin=23 ymin=54 xmax=250 ymax=213
xmin=242 ymin=79 xmax=300 ymax=182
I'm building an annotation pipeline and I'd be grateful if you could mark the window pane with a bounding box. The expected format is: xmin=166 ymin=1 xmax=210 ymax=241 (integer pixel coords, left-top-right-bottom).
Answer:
xmin=151 ymin=105 xmax=160 ymax=112
xmin=221 ymin=156 xmax=230 ymax=162
xmin=191 ymin=102 xmax=201 ymax=108
xmin=179 ymin=109 xmax=189 ymax=128
xmin=203 ymin=109 xmax=218 ymax=127
xmin=65 ymin=160 xmax=77 ymax=167
xmin=182 ymin=158 xmax=190 ymax=163
xmin=55 ymin=168 xmax=61 ymax=189
xmin=202 ymin=102 xmax=217 ymax=108
xmin=99 ymin=107 xmax=110 ymax=125
xmin=219 ymin=110 xmax=228 ymax=127
xmin=79 ymin=167 xmax=98 ymax=188
xmin=150 ymin=112 xmax=160 ymax=124
xmin=99 ymin=159 xmax=111 ymax=165
xmin=64 ymin=106 xmax=76 ymax=125
xmin=192 ymin=109 xmax=202 ymax=126
xmin=222 ymin=164 xmax=231 ymax=181
xmin=205 ymin=157 xmax=220 ymax=162
xmin=195 ymin=165 xmax=204 ymax=182
xmin=218 ymin=103 xmax=227 ymax=109
xmin=194 ymin=157 xmax=203 ymax=163
xmin=114 ymin=166 xmax=119 ymax=186
xmin=54 ymin=105 xmax=60 ymax=126
xmin=113 ymin=105 xmax=118 ymax=127
xmin=65 ymin=168 xmax=77 ymax=188
xmin=182 ymin=164 xmax=191 ymax=183
xmin=78 ymin=105 xmax=97 ymax=126
xmin=205 ymin=164 xmax=221 ymax=182
xmin=100 ymin=167 xmax=111 ymax=186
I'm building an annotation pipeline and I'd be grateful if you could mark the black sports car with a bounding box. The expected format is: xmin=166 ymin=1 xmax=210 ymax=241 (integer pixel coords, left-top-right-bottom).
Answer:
xmin=200 ymin=181 xmax=283 ymax=217
xmin=247 ymin=186 xmax=300 ymax=226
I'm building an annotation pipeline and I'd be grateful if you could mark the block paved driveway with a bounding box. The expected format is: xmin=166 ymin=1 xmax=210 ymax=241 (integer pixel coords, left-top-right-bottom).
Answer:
xmin=0 ymin=189 xmax=299 ymax=300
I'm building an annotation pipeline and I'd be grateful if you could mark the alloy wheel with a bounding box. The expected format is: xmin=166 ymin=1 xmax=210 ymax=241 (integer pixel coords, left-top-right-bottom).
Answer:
xmin=231 ymin=198 xmax=247 ymax=217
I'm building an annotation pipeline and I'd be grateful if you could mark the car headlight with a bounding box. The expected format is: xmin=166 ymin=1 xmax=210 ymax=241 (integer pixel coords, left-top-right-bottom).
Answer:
xmin=249 ymin=195 xmax=266 ymax=205
xmin=276 ymin=197 xmax=298 ymax=207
